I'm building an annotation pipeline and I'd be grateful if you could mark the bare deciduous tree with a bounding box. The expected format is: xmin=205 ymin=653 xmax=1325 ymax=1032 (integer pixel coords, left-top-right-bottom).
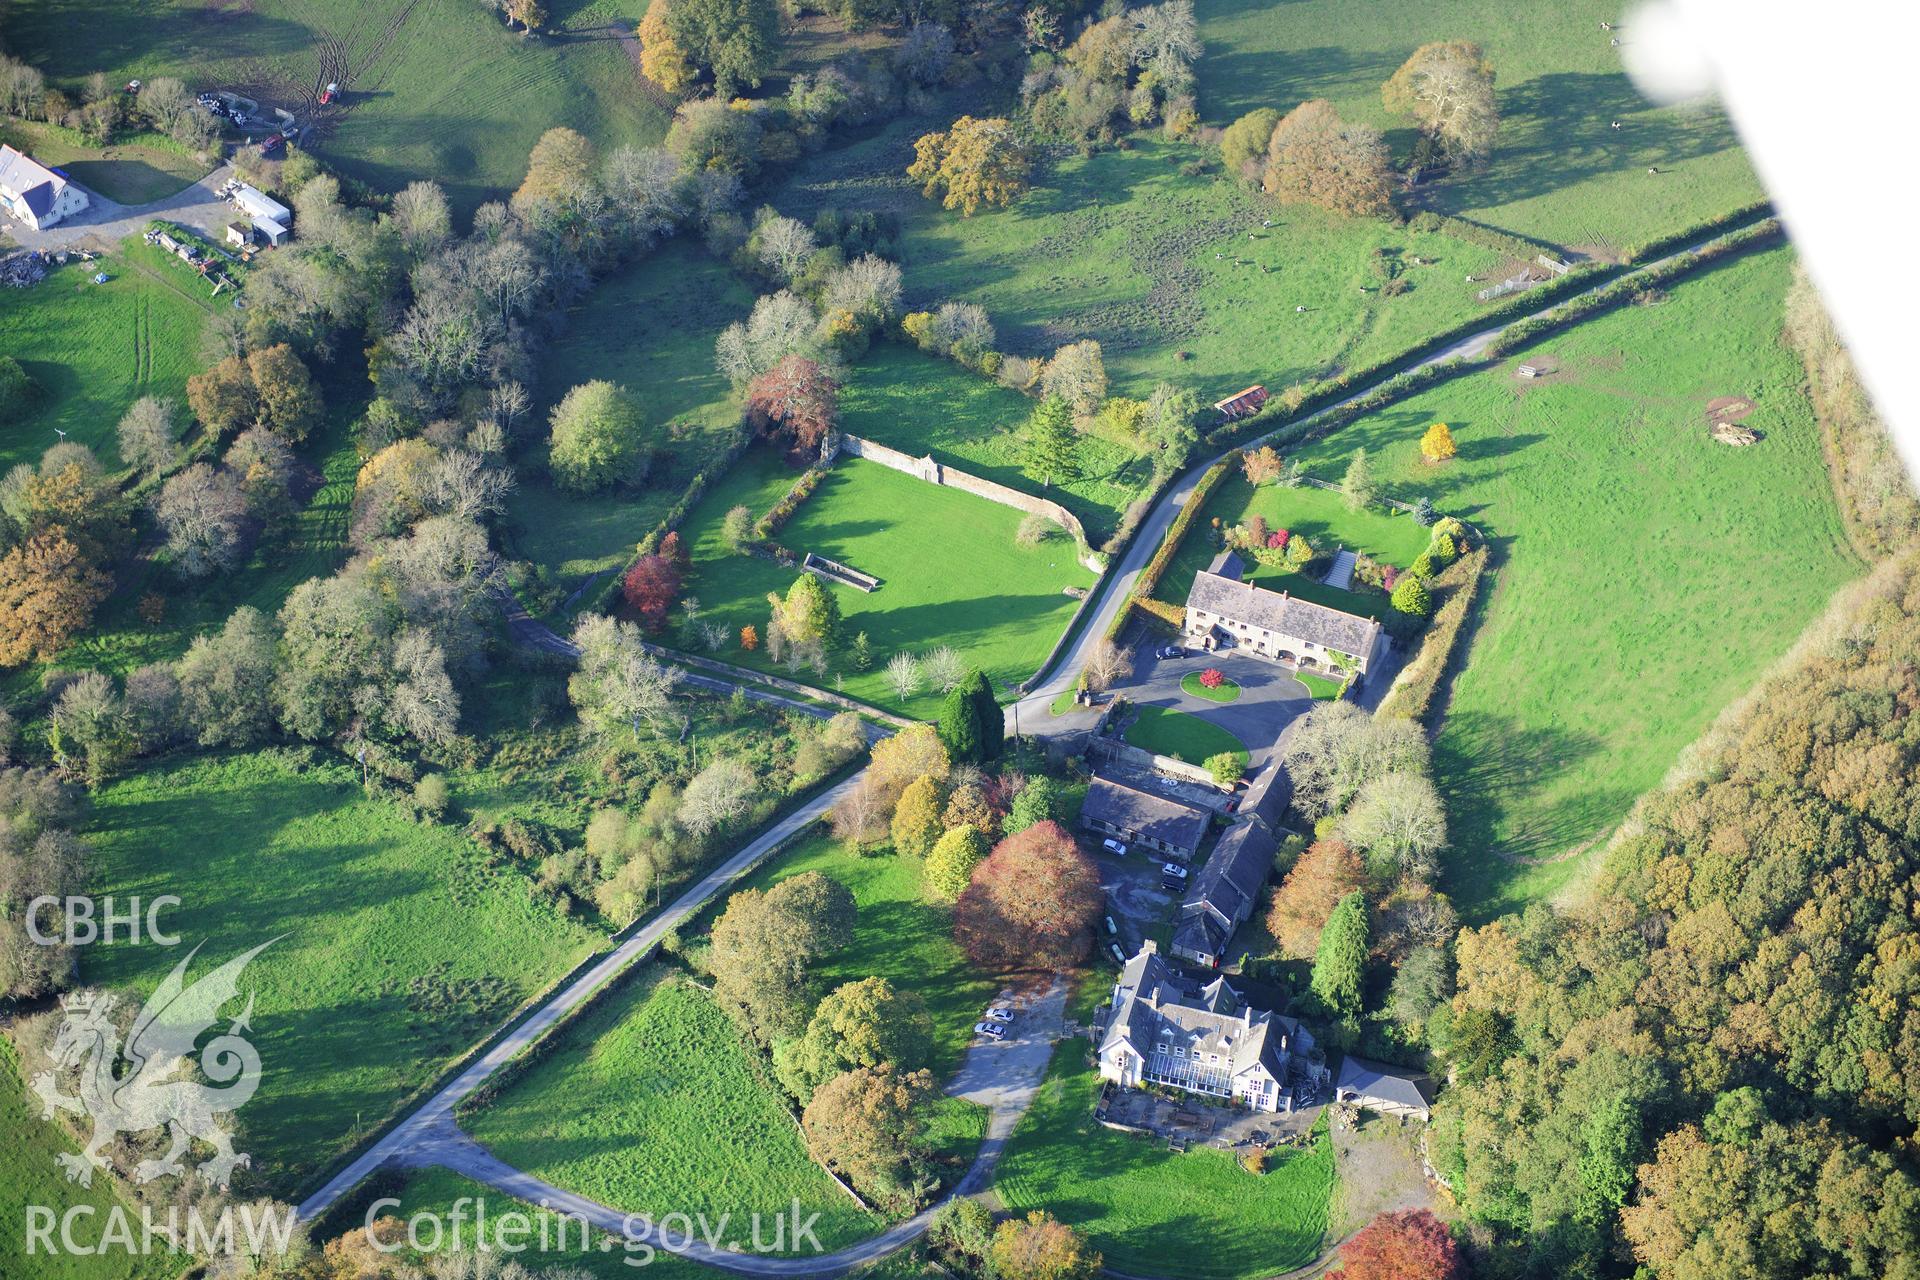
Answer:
xmin=568 ymin=614 xmax=684 ymax=739
xmin=116 ymin=396 xmax=182 ymax=477
xmin=678 ymin=756 xmax=756 ymax=837
xmin=1082 ymin=638 xmax=1132 ymax=692
xmin=886 ymin=651 xmax=923 ymax=700
xmin=154 ymin=464 xmax=250 ymax=577
xmin=755 ymin=215 xmax=818 ymax=283
xmin=427 ymin=448 xmax=516 ymax=522
xmin=922 ymin=645 xmax=966 ymax=693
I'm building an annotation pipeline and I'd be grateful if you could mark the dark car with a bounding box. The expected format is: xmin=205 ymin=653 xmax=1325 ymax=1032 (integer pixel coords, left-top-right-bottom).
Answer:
xmin=1156 ymin=645 xmax=1185 ymax=660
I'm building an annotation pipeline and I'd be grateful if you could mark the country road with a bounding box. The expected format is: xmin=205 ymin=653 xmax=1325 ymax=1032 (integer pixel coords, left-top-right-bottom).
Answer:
xmin=294 ymin=764 xmax=872 ymax=1224
xmin=295 ymin=213 xmax=1773 ymax=1267
xmin=1007 ymin=219 xmax=1767 ymax=721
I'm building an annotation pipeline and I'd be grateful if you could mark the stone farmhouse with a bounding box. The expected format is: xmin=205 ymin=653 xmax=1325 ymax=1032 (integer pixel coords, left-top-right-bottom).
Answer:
xmin=1097 ymin=942 xmax=1318 ymax=1113
xmin=1172 ymin=816 xmax=1276 ymax=968
xmin=1183 ymin=554 xmax=1389 ymax=677
xmin=1079 ymin=774 xmax=1210 ymax=862
xmin=0 ymin=145 xmax=89 ymax=229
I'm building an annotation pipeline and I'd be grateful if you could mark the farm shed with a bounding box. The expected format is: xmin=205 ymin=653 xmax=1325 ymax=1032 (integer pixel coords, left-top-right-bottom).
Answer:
xmin=1334 ymin=1056 xmax=1436 ymax=1121
xmin=1212 ymin=385 xmax=1269 ymax=421
xmin=226 ymin=222 xmax=253 ymax=248
xmin=254 ymin=216 xmax=289 ymax=246
xmin=233 ymin=184 xmax=291 ymax=226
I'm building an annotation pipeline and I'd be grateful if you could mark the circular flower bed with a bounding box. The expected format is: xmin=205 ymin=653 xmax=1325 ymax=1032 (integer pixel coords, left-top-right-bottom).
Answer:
xmin=1182 ymin=670 xmax=1242 ymax=703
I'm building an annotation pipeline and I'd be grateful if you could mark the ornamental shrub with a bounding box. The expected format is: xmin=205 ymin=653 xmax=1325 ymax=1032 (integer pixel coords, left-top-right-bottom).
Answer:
xmin=1391 ymin=575 xmax=1432 ymax=618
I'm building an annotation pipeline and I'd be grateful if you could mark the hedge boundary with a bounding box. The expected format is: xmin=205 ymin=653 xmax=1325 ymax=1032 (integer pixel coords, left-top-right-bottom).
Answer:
xmin=1375 ymin=545 xmax=1490 ymax=725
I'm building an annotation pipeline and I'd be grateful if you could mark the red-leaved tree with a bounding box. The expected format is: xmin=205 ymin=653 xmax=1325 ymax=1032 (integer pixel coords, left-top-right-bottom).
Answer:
xmin=660 ymin=529 xmax=690 ymax=570
xmin=1269 ymin=528 xmax=1290 ymax=549
xmin=746 ymin=355 xmax=840 ymax=455
xmin=623 ymin=553 xmax=683 ymax=632
xmin=1199 ymin=668 xmax=1225 ymax=689
xmin=954 ymin=820 xmax=1102 ymax=971
xmin=1329 ymin=1210 xmax=1461 ymax=1280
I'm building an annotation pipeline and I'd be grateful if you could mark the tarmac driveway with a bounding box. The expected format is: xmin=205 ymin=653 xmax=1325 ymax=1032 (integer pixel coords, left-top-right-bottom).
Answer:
xmin=1124 ymin=648 xmax=1315 ymax=773
xmin=2 ymin=163 xmax=237 ymax=253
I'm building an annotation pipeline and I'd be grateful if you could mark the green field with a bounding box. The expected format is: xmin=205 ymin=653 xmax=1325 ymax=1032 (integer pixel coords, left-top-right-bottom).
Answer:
xmin=0 ymin=119 xmax=209 ymax=203
xmin=1158 ymin=477 xmax=1432 ymax=612
xmin=891 ymin=140 xmax=1511 ymax=398
xmin=510 ymin=241 xmax=755 ymax=583
xmin=463 ymin=972 xmax=884 ymax=1253
xmin=1286 ymin=246 xmax=1859 ymax=914
xmin=1191 ymin=0 xmax=1763 ymax=252
xmin=43 ymin=374 xmax=364 ymax=684
xmin=670 ymin=453 xmax=1095 ymax=716
xmin=78 ymin=751 xmax=599 ymax=1196
xmin=994 ymin=1052 xmax=1334 ymax=1280
xmin=0 ymin=250 xmax=211 ymax=471
xmin=0 ymin=1043 xmax=181 ymax=1280
xmin=840 ymin=345 xmax=1154 ymax=546
xmin=1124 ymin=705 xmax=1247 ymax=766
xmin=721 ymin=831 xmax=1000 ymax=1077
xmin=1 ymin=0 xmax=669 ymax=218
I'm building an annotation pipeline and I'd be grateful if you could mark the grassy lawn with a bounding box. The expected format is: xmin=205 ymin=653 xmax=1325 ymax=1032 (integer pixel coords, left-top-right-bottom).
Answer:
xmin=723 ymin=831 xmax=1001 ymax=1078
xmin=508 ymin=241 xmax=756 ymax=584
xmin=839 ymin=344 xmax=1154 ymax=546
xmin=78 ymin=750 xmax=600 ymax=1198
xmin=0 ymin=246 xmax=211 ymax=471
xmin=1125 ymin=705 xmax=1247 ymax=766
xmin=994 ymin=1051 xmax=1334 ymax=1280
xmin=1 ymin=0 xmax=669 ymax=219
xmin=1191 ymin=0 xmax=1762 ymax=253
xmin=1297 ymin=672 xmax=1345 ymax=701
xmin=1180 ymin=671 xmax=1240 ymax=703
xmin=670 ymin=453 xmax=1095 ymax=717
xmin=891 ymin=139 xmax=1510 ymax=398
xmin=0 ymin=119 xmax=209 ymax=203
xmin=0 ymin=1041 xmax=182 ymax=1280
xmin=1286 ymin=246 xmax=1859 ymax=916
xmin=463 ymin=971 xmax=884 ymax=1253
xmin=1159 ymin=477 xmax=1432 ymax=609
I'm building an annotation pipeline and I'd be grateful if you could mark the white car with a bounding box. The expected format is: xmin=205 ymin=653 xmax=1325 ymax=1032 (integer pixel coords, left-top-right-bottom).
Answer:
xmin=1161 ymin=862 xmax=1191 ymax=882
xmin=983 ymin=1006 xmax=1015 ymax=1023
xmin=1102 ymin=838 xmax=1129 ymax=856
xmin=974 ymin=1021 xmax=1007 ymax=1039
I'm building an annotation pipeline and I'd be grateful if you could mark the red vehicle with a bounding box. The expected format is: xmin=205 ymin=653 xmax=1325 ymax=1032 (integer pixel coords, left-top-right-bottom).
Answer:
xmin=319 ymin=82 xmax=338 ymax=105
xmin=258 ymin=133 xmax=285 ymax=156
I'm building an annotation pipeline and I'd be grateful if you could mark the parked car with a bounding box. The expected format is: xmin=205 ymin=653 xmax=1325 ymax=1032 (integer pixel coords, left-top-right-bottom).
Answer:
xmin=258 ymin=133 xmax=285 ymax=155
xmin=1104 ymin=915 xmax=1118 ymax=935
xmin=1161 ymin=862 xmax=1190 ymax=888
xmin=1109 ymin=942 xmax=1128 ymax=963
xmin=973 ymin=1021 xmax=1007 ymax=1040
xmin=983 ymin=1006 xmax=1014 ymax=1023
xmin=1157 ymin=645 xmax=1185 ymax=660
xmin=1101 ymin=838 xmax=1129 ymax=856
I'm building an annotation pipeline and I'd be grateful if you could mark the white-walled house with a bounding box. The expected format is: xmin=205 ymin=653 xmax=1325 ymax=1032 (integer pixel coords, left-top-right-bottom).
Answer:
xmin=0 ymin=145 xmax=89 ymax=230
xmin=1097 ymin=942 xmax=1317 ymax=1113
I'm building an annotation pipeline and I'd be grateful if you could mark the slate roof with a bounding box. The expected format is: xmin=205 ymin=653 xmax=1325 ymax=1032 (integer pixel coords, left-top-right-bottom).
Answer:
xmin=1080 ymin=775 xmax=1210 ymax=853
xmin=1100 ymin=947 xmax=1297 ymax=1082
xmin=0 ymin=145 xmax=62 ymax=218
xmin=1335 ymin=1055 xmax=1436 ymax=1113
xmin=1206 ymin=548 xmax=1244 ymax=581
xmin=1186 ymin=570 xmax=1381 ymax=658
xmin=1182 ymin=818 xmax=1275 ymax=932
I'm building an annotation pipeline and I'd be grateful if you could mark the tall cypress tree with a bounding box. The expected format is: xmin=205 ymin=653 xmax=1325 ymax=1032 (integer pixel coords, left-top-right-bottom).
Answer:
xmin=938 ymin=668 xmax=1003 ymax=764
